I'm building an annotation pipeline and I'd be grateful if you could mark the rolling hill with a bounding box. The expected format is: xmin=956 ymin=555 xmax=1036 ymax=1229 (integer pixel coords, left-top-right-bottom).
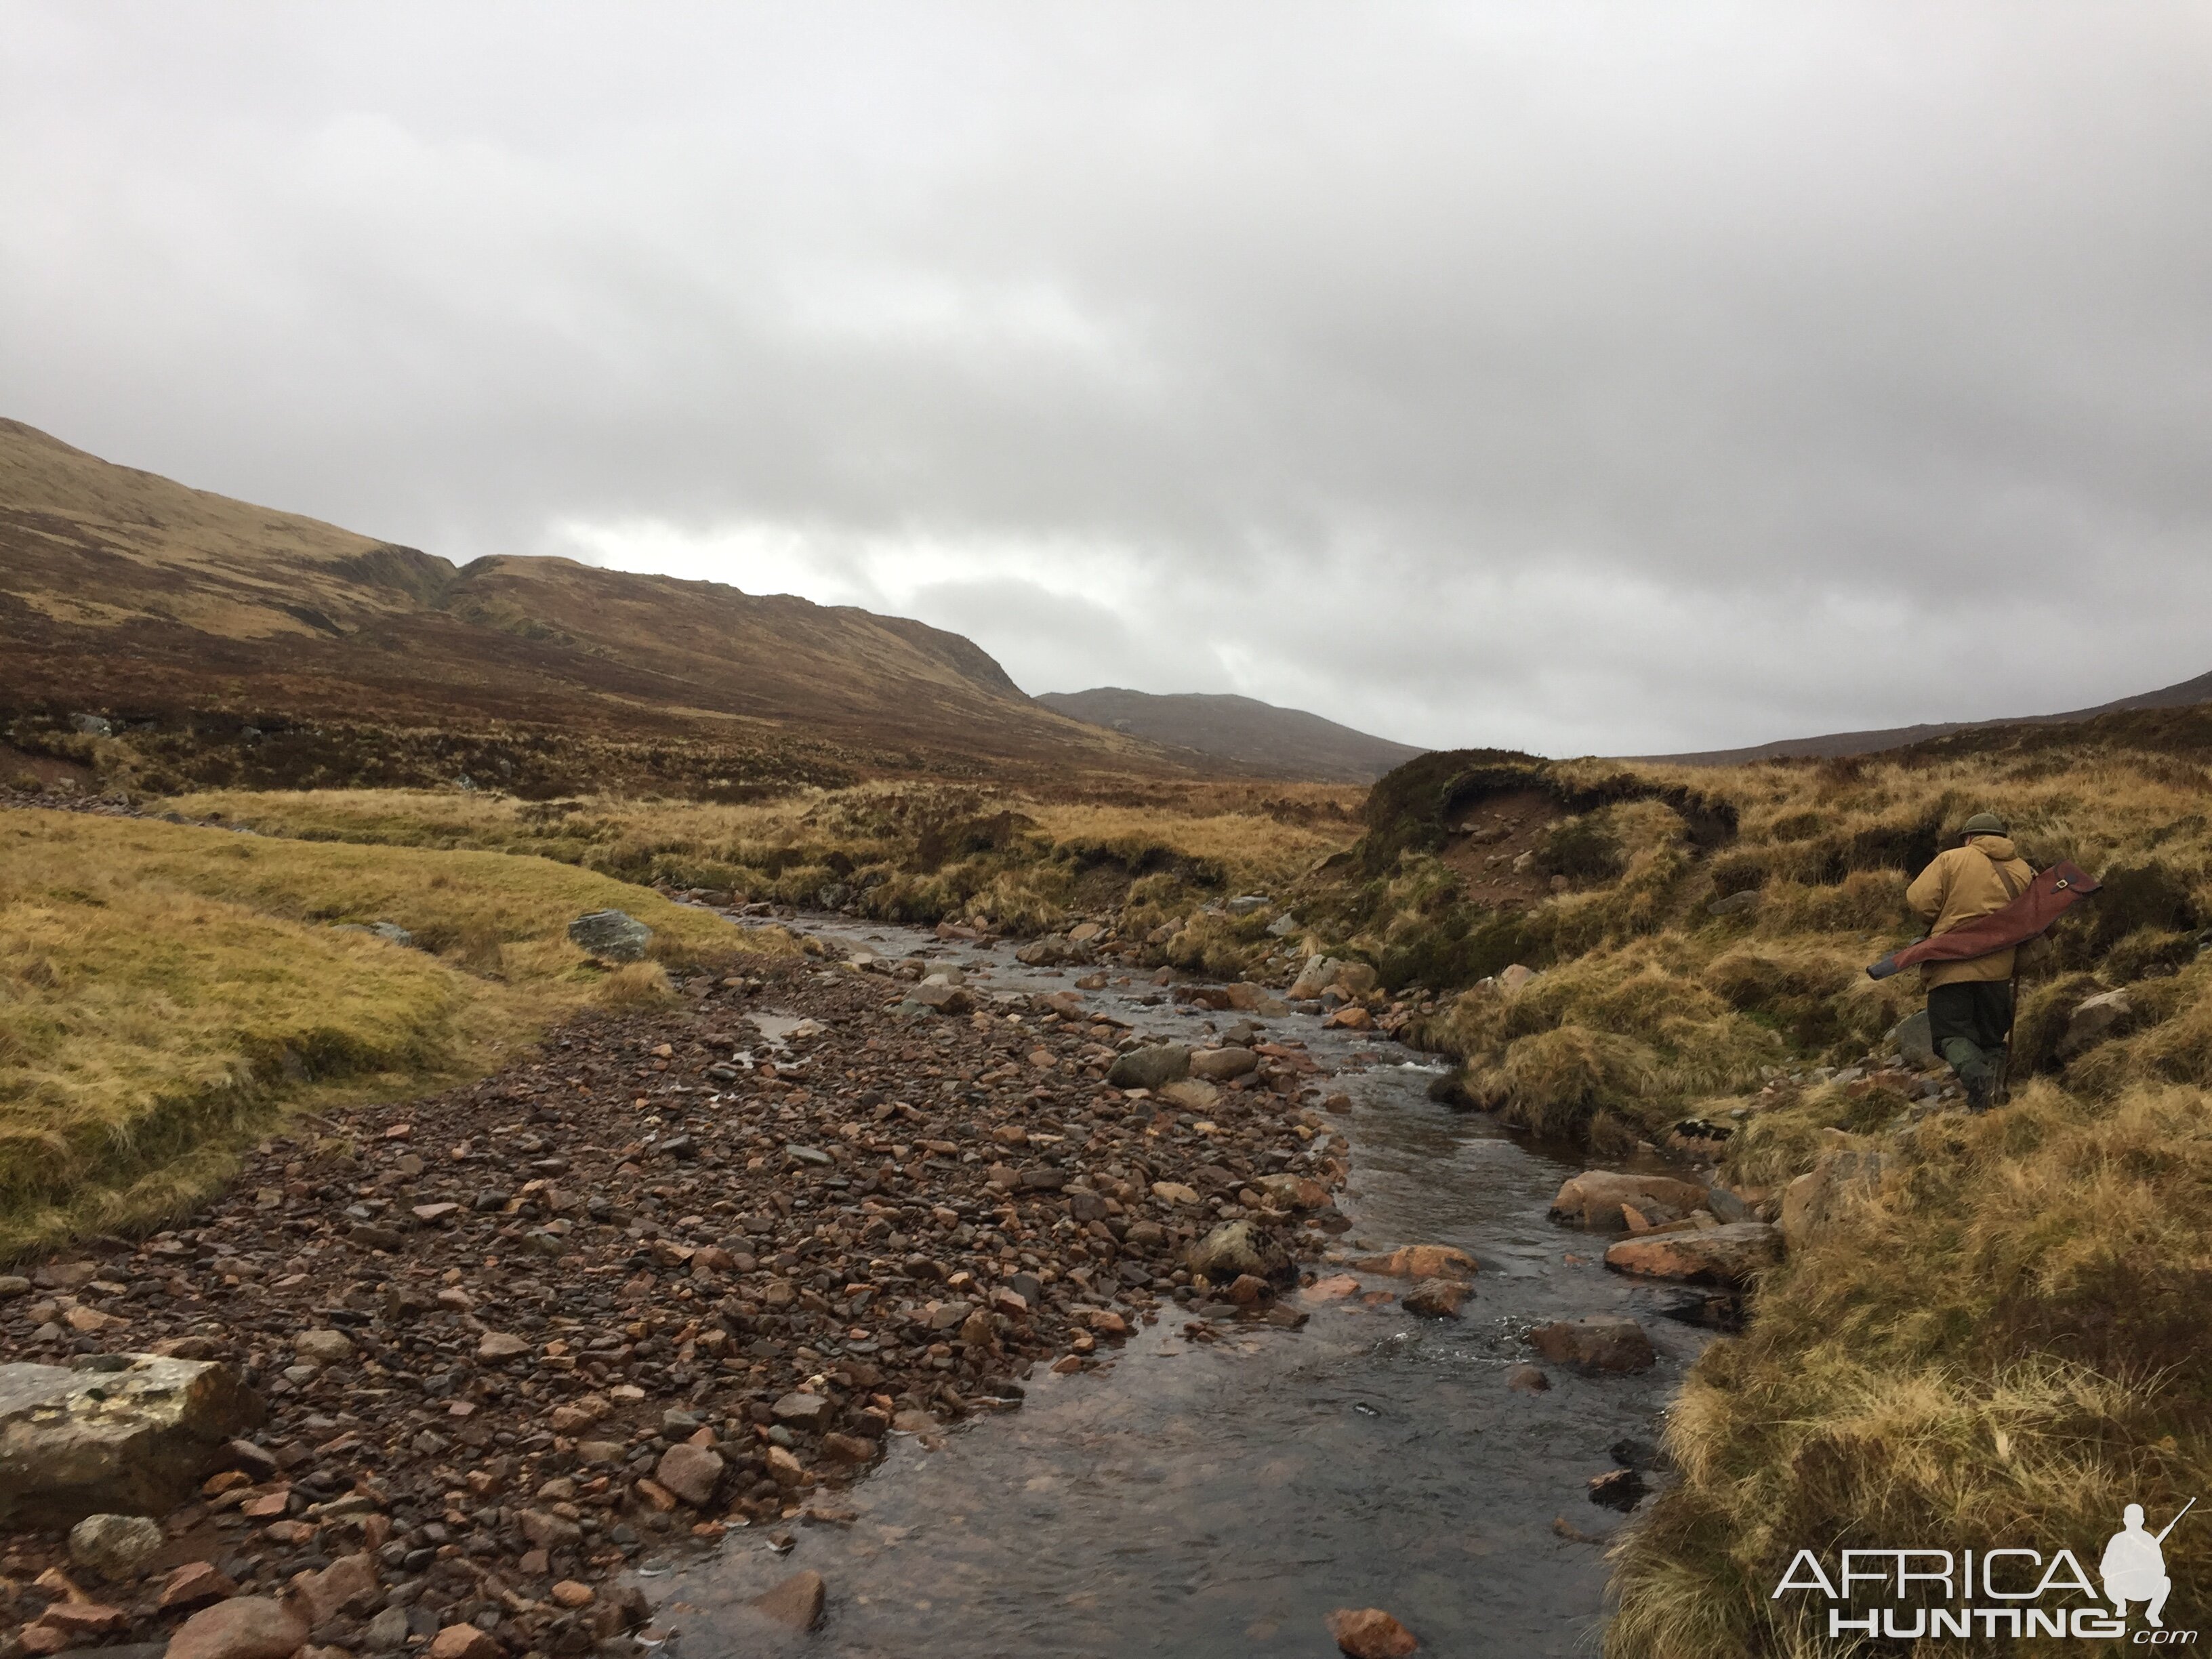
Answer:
xmin=1642 ymin=666 xmax=2212 ymax=766
xmin=0 ymin=418 xmax=1179 ymax=793
xmin=1036 ymin=687 xmax=1426 ymax=783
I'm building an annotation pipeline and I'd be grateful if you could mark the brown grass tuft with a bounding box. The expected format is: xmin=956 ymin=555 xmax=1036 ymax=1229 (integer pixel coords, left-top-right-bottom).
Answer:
xmin=1498 ymin=1024 xmax=1657 ymax=1139
xmin=1610 ymin=1080 xmax=2212 ymax=1656
xmin=595 ymin=960 xmax=677 ymax=1010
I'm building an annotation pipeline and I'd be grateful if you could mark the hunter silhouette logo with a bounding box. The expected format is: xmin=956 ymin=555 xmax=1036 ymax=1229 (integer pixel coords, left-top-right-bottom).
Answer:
xmin=2104 ymin=1500 xmax=2192 ymax=1631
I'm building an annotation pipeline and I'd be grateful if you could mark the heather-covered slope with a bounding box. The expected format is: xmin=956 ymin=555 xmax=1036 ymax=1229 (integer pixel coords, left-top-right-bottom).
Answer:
xmin=1038 ymin=687 xmax=1425 ymax=783
xmin=1645 ymin=665 xmax=2212 ymax=766
xmin=0 ymin=419 xmax=1169 ymax=785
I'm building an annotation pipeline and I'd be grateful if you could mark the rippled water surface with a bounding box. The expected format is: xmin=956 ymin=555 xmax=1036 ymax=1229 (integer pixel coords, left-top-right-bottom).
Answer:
xmin=651 ymin=919 xmax=1706 ymax=1657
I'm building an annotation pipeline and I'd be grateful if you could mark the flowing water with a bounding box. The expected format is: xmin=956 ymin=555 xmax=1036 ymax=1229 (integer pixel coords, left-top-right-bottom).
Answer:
xmin=650 ymin=917 xmax=1708 ymax=1657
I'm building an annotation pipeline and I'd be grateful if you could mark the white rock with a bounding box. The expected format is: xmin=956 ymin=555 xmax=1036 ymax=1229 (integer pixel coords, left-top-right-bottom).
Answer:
xmin=293 ymin=1328 xmax=355 ymax=1364
xmin=69 ymin=1512 xmax=165 ymax=1578
xmin=2060 ymin=989 xmax=2133 ymax=1058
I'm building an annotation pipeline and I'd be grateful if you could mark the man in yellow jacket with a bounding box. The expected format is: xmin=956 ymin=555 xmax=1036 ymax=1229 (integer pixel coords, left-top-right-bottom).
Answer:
xmin=1906 ymin=811 xmax=2036 ymax=1111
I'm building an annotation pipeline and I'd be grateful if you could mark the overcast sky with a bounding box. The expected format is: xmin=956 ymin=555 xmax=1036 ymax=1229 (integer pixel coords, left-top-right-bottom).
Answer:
xmin=5 ymin=4 xmax=2209 ymax=755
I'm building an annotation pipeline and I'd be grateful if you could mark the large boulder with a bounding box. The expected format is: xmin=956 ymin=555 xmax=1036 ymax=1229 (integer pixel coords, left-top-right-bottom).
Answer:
xmin=0 ymin=1356 xmax=263 ymax=1528
xmin=1187 ymin=1221 xmax=1293 ymax=1284
xmin=904 ymin=980 xmax=974 ymax=1016
xmin=1778 ymin=1148 xmax=1885 ymax=1252
xmin=1325 ymin=1607 xmax=1418 ymax=1658
xmin=2060 ymin=989 xmax=2134 ymax=1059
xmin=1189 ymin=1046 xmax=1259 ymax=1082
xmin=747 ymin=1570 xmax=827 ymax=1632
xmin=69 ymin=1512 xmax=165 ymax=1578
xmin=1015 ymin=936 xmax=1088 ymax=968
xmin=163 ymin=1595 xmax=308 ymax=1659
xmin=1524 ymin=1315 xmax=1656 ymax=1374
xmin=1401 ymin=1279 xmax=1472 ymax=1319
xmin=1603 ymin=1221 xmax=1783 ymax=1288
xmin=567 ymin=910 xmax=652 ymax=963
xmin=1547 ymin=1170 xmax=1709 ymax=1232
xmin=1334 ymin=961 xmax=1378 ymax=997
xmin=1156 ymin=1078 xmax=1221 ymax=1113
xmin=1289 ymin=956 xmax=1380 ymax=1000
xmin=1889 ymin=1009 xmax=1937 ymax=1070
xmin=1352 ymin=1244 xmax=1477 ymax=1280
xmin=1107 ymin=1044 xmax=1191 ymax=1091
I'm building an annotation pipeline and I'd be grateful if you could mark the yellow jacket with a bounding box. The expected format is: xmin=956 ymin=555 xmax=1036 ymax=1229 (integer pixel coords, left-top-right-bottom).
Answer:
xmin=1906 ymin=834 xmax=2036 ymax=986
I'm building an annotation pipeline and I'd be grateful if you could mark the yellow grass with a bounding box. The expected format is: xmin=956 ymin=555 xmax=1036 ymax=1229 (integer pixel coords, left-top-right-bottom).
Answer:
xmin=1607 ymin=750 xmax=2212 ymax=908
xmin=1608 ymin=1082 xmax=2212 ymax=1656
xmin=1369 ymin=741 xmax=2211 ymax=1143
xmin=0 ymin=808 xmax=779 ymax=1258
xmin=1023 ymin=800 xmax=1353 ymax=888
xmin=160 ymin=782 xmax=1364 ymax=929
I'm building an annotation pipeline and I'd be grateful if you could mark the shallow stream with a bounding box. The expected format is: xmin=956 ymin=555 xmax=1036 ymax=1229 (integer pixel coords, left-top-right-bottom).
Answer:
xmin=651 ymin=916 xmax=1708 ymax=1657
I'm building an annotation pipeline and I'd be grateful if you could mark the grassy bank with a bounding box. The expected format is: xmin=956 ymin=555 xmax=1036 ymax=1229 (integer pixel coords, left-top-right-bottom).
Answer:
xmin=1608 ymin=1077 xmax=2212 ymax=1655
xmin=0 ymin=808 xmax=777 ymax=1259
xmin=159 ymin=780 xmax=1364 ymax=935
xmin=1298 ymin=741 xmax=2211 ymax=1147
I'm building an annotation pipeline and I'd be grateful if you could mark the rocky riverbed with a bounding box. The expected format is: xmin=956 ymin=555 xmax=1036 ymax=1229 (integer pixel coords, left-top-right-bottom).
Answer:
xmin=3 ymin=905 xmax=1763 ymax=1659
xmin=1 ymin=932 xmax=1352 ymax=1658
xmin=635 ymin=916 xmax=1727 ymax=1657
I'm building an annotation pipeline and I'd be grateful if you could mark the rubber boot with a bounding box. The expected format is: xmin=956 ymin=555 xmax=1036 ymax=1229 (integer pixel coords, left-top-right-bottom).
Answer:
xmin=1940 ymin=1038 xmax=1996 ymax=1113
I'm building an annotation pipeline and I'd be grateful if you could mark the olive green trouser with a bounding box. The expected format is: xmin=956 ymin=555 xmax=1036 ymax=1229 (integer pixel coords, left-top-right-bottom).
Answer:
xmin=1929 ymin=980 xmax=2012 ymax=1089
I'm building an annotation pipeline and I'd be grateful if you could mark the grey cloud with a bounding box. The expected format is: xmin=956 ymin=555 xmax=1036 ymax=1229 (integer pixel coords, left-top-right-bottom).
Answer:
xmin=3 ymin=2 xmax=2209 ymax=754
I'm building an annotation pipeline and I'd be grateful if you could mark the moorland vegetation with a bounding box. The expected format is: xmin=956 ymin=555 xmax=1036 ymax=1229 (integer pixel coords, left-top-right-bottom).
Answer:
xmin=5 ymin=681 xmax=2210 ymax=1652
xmin=1320 ymin=720 xmax=2211 ymax=1654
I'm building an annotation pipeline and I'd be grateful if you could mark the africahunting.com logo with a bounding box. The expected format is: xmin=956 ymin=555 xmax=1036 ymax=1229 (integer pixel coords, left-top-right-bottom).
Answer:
xmin=1772 ymin=1501 xmax=2196 ymax=1643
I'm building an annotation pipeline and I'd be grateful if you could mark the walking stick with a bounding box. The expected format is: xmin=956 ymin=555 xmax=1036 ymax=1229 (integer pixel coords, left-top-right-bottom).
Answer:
xmin=1996 ymin=964 xmax=2021 ymax=1106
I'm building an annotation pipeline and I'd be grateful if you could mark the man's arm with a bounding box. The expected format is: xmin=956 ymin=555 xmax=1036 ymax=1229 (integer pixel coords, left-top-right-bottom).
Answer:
xmin=1905 ymin=853 xmax=1950 ymax=924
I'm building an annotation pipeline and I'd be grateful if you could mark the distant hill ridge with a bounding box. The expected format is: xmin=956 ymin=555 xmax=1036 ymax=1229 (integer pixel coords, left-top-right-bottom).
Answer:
xmin=0 ymin=417 xmax=1162 ymax=783
xmin=1037 ymin=687 xmax=1425 ymax=783
xmin=1643 ymin=668 xmax=2212 ymax=766
xmin=0 ymin=417 xmax=1425 ymax=790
